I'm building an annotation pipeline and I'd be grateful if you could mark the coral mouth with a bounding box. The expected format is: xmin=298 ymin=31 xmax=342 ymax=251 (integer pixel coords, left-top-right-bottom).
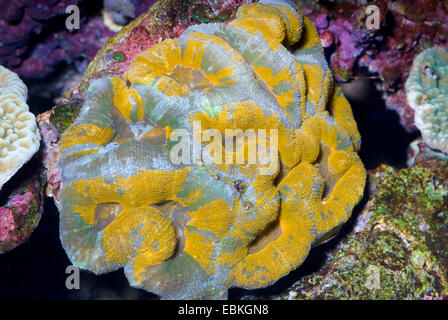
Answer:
xmin=152 ymin=200 xmax=192 ymax=257
xmin=247 ymin=218 xmax=282 ymax=255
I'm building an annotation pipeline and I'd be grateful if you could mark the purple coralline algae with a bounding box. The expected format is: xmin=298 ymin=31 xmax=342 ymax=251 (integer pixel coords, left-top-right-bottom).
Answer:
xmin=0 ymin=0 xmax=116 ymax=79
xmin=298 ymin=0 xmax=448 ymax=132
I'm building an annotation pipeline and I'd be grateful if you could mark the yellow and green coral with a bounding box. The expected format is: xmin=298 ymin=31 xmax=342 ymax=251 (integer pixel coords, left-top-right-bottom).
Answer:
xmin=58 ymin=0 xmax=366 ymax=299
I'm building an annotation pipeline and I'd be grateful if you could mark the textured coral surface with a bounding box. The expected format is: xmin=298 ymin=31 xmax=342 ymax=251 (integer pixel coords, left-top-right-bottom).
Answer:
xmin=57 ymin=0 xmax=366 ymax=299
xmin=406 ymin=47 xmax=448 ymax=154
xmin=274 ymin=158 xmax=448 ymax=300
xmin=0 ymin=66 xmax=41 ymax=190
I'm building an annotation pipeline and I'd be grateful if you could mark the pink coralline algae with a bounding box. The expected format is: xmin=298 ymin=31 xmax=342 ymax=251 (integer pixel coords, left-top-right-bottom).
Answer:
xmin=8 ymin=192 xmax=35 ymax=216
xmin=104 ymin=0 xmax=159 ymax=26
xmin=300 ymin=0 xmax=448 ymax=132
xmin=0 ymin=162 xmax=45 ymax=253
xmin=37 ymin=110 xmax=61 ymax=201
xmin=0 ymin=192 xmax=35 ymax=241
xmin=0 ymin=208 xmax=15 ymax=242
xmin=0 ymin=0 xmax=116 ymax=79
xmin=71 ymin=0 xmax=249 ymax=103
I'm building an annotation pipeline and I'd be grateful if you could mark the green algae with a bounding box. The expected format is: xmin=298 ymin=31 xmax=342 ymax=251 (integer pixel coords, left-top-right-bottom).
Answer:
xmin=50 ymin=103 xmax=82 ymax=136
xmin=278 ymin=159 xmax=448 ymax=299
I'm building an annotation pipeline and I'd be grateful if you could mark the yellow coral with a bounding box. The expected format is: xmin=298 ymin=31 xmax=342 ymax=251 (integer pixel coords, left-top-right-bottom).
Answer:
xmin=58 ymin=0 xmax=365 ymax=299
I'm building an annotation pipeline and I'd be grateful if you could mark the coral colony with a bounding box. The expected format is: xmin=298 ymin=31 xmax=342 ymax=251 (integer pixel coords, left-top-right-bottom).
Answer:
xmin=57 ymin=0 xmax=365 ymax=299
xmin=0 ymin=66 xmax=40 ymax=190
xmin=1 ymin=0 xmax=447 ymax=300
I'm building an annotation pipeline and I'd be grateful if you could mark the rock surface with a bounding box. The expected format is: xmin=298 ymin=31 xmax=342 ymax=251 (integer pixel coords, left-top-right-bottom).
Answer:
xmin=273 ymin=158 xmax=448 ymax=300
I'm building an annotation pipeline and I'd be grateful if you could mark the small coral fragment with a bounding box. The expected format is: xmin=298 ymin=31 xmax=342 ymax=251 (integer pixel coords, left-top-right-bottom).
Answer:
xmin=406 ymin=47 xmax=448 ymax=154
xmin=58 ymin=0 xmax=366 ymax=299
xmin=0 ymin=66 xmax=40 ymax=190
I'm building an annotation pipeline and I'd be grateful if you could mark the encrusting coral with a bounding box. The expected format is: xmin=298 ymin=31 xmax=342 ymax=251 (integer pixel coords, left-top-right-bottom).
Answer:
xmin=58 ymin=0 xmax=366 ymax=299
xmin=0 ymin=66 xmax=40 ymax=190
xmin=406 ymin=47 xmax=448 ymax=154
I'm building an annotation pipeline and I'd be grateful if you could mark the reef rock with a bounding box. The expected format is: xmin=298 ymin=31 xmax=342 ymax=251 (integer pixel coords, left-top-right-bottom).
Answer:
xmin=276 ymin=158 xmax=448 ymax=300
xmin=297 ymin=0 xmax=448 ymax=133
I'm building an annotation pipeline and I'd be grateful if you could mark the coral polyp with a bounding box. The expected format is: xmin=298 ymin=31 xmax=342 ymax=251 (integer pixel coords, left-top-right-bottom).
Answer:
xmin=57 ymin=0 xmax=366 ymax=299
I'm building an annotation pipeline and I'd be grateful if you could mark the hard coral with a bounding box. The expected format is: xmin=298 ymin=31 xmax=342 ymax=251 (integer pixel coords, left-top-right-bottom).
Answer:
xmin=406 ymin=47 xmax=448 ymax=154
xmin=0 ymin=66 xmax=40 ymax=190
xmin=58 ymin=0 xmax=366 ymax=299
